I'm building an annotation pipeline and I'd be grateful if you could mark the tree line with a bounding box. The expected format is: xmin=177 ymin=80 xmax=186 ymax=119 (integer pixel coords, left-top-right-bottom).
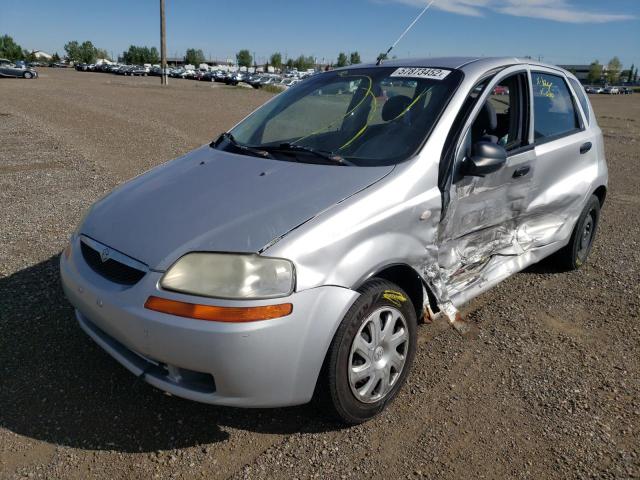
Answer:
xmin=3 ymin=32 xmax=637 ymax=82
xmin=0 ymin=35 xmax=412 ymax=70
xmin=0 ymin=34 xmax=61 ymax=62
xmin=64 ymin=40 xmax=110 ymax=64
xmin=232 ymin=50 xmax=363 ymax=70
xmin=587 ymin=57 xmax=638 ymax=84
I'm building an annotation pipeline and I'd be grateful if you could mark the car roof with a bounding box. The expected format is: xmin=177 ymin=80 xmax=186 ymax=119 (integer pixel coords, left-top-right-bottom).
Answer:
xmin=351 ymin=56 xmax=569 ymax=76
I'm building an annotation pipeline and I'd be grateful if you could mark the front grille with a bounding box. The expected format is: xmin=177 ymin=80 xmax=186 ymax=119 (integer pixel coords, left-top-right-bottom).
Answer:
xmin=80 ymin=240 xmax=146 ymax=285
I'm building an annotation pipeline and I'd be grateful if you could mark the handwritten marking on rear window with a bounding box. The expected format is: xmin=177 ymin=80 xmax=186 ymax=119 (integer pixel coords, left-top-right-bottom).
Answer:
xmin=536 ymin=76 xmax=555 ymax=98
xmin=390 ymin=67 xmax=451 ymax=80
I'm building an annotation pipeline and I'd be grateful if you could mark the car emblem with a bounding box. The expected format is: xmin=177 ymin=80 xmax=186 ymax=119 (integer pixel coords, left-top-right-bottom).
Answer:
xmin=100 ymin=248 xmax=111 ymax=262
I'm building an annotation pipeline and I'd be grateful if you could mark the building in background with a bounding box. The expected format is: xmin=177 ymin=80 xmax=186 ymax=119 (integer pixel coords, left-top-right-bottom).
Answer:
xmin=28 ymin=50 xmax=52 ymax=61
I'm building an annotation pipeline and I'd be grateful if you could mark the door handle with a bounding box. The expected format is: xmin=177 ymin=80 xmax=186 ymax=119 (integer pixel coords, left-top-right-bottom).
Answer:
xmin=580 ymin=142 xmax=592 ymax=154
xmin=512 ymin=166 xmax=530 ymax=178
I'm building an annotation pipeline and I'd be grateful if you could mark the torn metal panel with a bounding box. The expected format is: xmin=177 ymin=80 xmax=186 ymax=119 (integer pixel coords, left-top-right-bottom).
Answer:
xmin=430 ymin=136 xmax=534 ymax=301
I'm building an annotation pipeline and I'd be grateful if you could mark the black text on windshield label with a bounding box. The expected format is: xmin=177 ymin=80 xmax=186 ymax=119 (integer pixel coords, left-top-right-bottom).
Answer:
xmin=390 ymin=67 xmax=451 ymax=80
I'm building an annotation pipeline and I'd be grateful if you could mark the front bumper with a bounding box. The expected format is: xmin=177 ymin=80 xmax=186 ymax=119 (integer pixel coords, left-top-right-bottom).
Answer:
xmin=60 ymin=236 xmax=358 ymax=407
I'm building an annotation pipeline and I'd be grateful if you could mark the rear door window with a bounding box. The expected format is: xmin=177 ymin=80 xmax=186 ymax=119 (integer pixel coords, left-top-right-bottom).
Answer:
xmin=532 ymin=72 xmax=580 ymax=141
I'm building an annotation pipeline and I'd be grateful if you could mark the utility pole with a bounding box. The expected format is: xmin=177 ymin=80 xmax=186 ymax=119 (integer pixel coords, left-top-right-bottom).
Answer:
xmin=160 ymin=0 xmax=167 ymax=85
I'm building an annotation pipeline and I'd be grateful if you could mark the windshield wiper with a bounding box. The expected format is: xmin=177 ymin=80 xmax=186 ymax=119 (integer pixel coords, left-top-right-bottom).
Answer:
xmin=211 ymin=132 xmax=272 ymax=159
xmin=258 ymin=143 xmax=354 ymax=166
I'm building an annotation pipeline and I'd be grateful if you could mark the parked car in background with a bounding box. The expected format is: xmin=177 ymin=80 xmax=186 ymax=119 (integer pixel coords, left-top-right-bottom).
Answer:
xmin=225 ymin=72 xmax=246 ymax=85
xmin=61 ymin=57 xmax=607 ymax=424
xmin=193 ymin=70 xmax=208 ymax=81
xmin=0 ymin=59 xmax=38 ymax=79
xmin=602 ymin=86 xmax=620 ymax=94
xmin=282 ymin=78 xmax=300 ymax=88
xmin=200 ymin=71 xmax=216 ymax=82
xmin=248 ymin=75 xmax=266 ymax=88
xmin=130 ymin=65 xmax=150 ymax=76
xmin=620 ymin=87 xmax=633 ymax=95
xmin=260 ymin=76 xmax=280 ymax=86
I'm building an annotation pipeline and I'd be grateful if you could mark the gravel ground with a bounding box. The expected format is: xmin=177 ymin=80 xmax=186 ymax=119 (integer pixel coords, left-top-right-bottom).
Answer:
xmin=0 ymin=68 xmax=638 ymax=479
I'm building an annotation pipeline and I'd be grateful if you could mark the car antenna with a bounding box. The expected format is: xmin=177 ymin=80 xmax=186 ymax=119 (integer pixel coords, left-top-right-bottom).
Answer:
xmin=376 ymin=0 xmax=439 ymax=65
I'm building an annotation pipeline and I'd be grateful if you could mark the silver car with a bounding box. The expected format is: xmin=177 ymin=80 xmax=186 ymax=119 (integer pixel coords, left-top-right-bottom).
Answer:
xmin=0 ymin=59 xmax=38 ymax=79
xmin=60 ymin=57 xmax=607 ymax=424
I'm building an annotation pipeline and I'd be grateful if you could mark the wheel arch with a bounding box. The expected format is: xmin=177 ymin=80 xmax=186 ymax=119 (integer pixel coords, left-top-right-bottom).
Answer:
xmin=593 ymin=185 xmax=607 ymax=207
xmin=354 ymin=263 xmax=436 ymax=320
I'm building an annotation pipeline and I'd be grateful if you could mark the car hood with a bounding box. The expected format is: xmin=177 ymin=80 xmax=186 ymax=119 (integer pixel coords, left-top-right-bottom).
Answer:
xmin=81 ymin=145 xmax=394 ymax=270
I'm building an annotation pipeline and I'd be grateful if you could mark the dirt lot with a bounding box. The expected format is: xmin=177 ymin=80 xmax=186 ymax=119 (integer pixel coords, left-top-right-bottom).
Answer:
xmin=1 ymin=68 xmax=638 ymax=479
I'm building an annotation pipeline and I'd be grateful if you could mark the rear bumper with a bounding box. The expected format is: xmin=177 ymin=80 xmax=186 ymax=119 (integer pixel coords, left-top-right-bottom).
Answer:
xmin=60 ymin=236 xmax=359 ymax=407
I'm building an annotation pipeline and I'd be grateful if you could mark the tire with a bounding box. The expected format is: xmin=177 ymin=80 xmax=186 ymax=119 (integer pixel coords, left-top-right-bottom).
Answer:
xmin=23 ymin=71 xmax=33 ymax=79
xmin=555 ymin=195 xmax=600 ymax=270
xmin=316 ymin=279 xmax=417 ymax=424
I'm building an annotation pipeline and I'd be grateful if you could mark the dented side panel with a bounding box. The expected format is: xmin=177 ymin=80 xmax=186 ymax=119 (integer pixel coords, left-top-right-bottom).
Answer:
xmin=437 ymin=145 xmax=537 ymax=298
xmin=428 ymin=64 xmax=539 ymax=305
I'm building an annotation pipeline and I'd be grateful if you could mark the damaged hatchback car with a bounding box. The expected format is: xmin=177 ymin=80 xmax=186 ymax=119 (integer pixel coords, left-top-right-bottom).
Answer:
xmin=61 ymin=57 xmax=607 ymax=424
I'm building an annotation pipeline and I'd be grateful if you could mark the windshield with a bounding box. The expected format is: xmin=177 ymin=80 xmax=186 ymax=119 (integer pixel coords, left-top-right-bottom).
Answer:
xmin=219 ymin=67 xmax=463 ymax=166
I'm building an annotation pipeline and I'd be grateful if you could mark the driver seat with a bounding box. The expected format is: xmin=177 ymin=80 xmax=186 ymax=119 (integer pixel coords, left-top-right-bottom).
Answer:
xmin=472 ymin=101 xmax=499 ymax=144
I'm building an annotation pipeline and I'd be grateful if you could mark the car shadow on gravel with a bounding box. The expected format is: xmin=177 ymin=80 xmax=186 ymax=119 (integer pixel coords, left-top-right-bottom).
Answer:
xmin=0 ymin=256 xmax=338 ymax=453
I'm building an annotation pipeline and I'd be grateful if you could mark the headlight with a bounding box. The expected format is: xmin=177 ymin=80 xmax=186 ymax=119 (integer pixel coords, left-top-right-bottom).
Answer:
xmin=160 ymin=253 xmax=295 ymax=299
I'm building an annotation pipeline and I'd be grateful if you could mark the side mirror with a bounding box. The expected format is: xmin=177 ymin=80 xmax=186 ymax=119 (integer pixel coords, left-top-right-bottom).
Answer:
xmin=461 ymin=141 xmax=507 ymax=177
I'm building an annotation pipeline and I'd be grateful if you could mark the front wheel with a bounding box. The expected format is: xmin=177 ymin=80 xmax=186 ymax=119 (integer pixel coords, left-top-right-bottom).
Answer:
xmin=316 ymin=279 xmax=417 ymax=424
xmin=23 ymin=71 xmax=33 ymax=79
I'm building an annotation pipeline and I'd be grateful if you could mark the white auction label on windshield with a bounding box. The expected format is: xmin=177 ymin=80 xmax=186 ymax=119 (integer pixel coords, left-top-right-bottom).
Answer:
xmin=390 ymin=67 xmax=451 ymax=80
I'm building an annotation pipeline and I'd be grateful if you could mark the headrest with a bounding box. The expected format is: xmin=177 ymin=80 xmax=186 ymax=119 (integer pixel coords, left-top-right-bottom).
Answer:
xmin=477 ymin=101 xmax=497 ymax=131
xmin=382 ymin=95 xmax=412 ymax=121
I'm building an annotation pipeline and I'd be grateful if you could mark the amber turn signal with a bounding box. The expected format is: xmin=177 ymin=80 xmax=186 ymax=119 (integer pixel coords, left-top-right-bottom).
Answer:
xmin=144 ymin=296 xmax=293 ymax=322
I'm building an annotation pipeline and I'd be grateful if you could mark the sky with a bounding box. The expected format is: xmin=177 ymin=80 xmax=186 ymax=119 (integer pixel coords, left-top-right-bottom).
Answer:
xmin=1 ymin=0 xmax=638 ymax=68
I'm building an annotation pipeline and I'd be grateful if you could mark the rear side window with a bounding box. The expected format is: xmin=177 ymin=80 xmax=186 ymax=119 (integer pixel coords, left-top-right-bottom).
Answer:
xmin=567 ymin=77 xmax=590 ymax=124
xmin=532 ymin=72 xmax=580 ymax=141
